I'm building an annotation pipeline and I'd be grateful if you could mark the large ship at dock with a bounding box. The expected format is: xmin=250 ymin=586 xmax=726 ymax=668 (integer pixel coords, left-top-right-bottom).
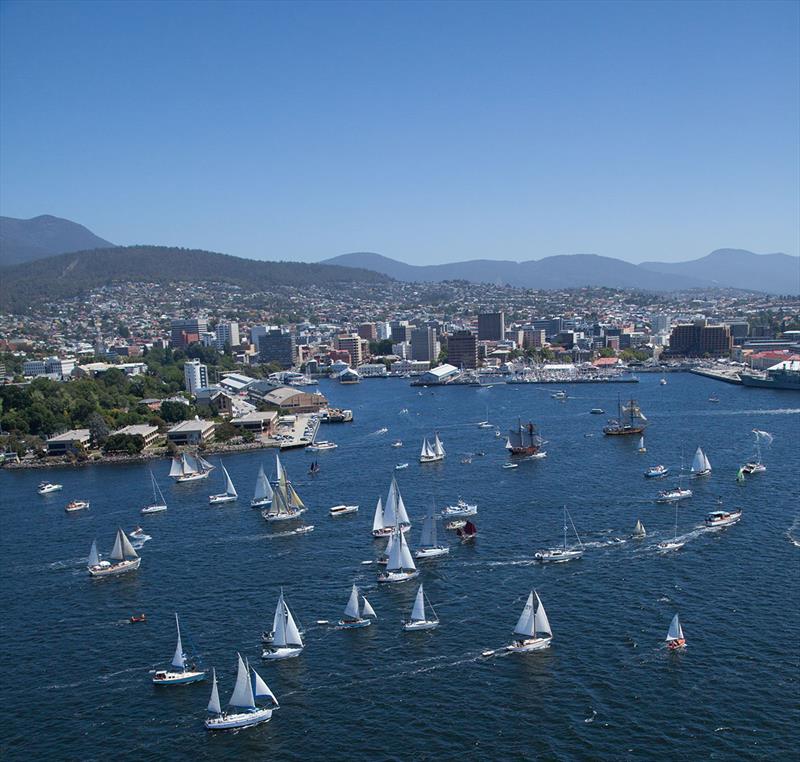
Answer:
xmin=740 ymin=360 xmax=800 ymax=390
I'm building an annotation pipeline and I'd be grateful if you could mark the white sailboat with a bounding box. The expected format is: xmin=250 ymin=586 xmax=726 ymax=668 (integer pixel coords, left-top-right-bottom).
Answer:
xmin=251 ymin=464 xmax=273 ymax=508
xmin=742 ymin=429 xmax=771 ymax=474
xmin=209 ymin=462 xmax=238 ymax=504
xmin=535 ymin=508 xmax=584 ymax=563
xmin=141 ymin=470 xmax=168 ymax=514
xmin=337 ymin=584 xmax=377 ymax=629
xmin=477 ymin=406 xmax=493 ymax=428
xmin=402 ymin=583 xmax=439 ymax=631
xmin=87 ymin=528 xmax=141 ymax=577
xmin=420 ymin=433 xmax=445 ymax=463
xmin=415 ymin=510 xmax=449 ymax=559
xmin=665 ymin=613 xmax=686 ymax=650
xmin=690 ymin=446 xmax=712 ymax=477
xmin=170 ymin=452 xmax=215 ymax=483
xmin=262 ymin=454 xmax=307 ymax=522
xmin=262 ymin=589 xmax=304 ymax=660
xmin=632 ymin=519 xmax=647 ymax=538
xmin=204 ymin=655 xmax=279 ymax=730
xmin=657 ymin=501 xmax=685 ymax=551
xmin=371 ymin=477 xmax=411 ymax=537
xmin=638 ymin=436 xmax=647 ymax=453
xmin=506 ymin=590 xmax=553 ymax=652
xmin=153 ymin=613 xmax=206 ymax=685
xmin=377 ymin=527 xmax=419 ymax=584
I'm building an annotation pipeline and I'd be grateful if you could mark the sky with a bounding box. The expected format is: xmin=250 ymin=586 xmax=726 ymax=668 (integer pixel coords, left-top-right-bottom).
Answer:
xmin=1 ymin=0 xmax=798 ymax=265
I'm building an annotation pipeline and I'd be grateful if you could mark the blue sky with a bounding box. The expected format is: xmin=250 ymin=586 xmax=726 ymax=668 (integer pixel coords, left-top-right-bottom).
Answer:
xmin=1 ymin=0 xmax=797 ymax=264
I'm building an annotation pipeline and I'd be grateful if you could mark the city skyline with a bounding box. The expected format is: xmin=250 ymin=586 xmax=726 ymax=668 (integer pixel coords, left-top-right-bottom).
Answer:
xmin=1 ymin=0 xmax=798 ymax=264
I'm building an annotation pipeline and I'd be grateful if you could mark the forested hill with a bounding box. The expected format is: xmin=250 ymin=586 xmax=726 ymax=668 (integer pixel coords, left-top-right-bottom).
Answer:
xmin=0 ymin=245 xmax=391 ymax=312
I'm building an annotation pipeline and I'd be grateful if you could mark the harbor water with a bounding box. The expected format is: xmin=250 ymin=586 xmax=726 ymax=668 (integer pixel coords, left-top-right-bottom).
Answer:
xmin=1 ymin=373 xmax=798 ymax=760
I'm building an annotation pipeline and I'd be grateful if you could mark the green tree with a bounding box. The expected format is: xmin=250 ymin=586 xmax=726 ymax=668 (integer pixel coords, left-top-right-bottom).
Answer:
xmin=160 ymin=401 xmax=191 ymax=423
xmin=88 ymin=412 xmax=110 ymax=447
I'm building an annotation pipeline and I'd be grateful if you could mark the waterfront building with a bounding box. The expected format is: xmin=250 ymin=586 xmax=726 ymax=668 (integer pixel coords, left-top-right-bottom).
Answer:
xmin=358 ymin=363 xmax=389 ymax=377
xmin=254 ymin=385 xmax=328 ymax=413
xmin=111 ymin=424 xmax=160 ymax=448
xmin=668 ymin=320 xmax=733 ymax=357
xmin=45 ymin=429 xmax=91 ymax=455
xmin=447 ymin=330 xmax=478 ymax=369
xmin=336 ymin=334 xmax=363 ymax=367
xmin=392 ymin=341 xmax=410 ymax=359
xmin=170 ymin=318 xmax=208 ymax=349
xmin=418 ymin=363 xmax=459 ymax=385
xmin=259 ymin=329 xmax=296 ymax=368
xmin=478 ymin=312 xmax=505 ymax=341
xmin=184 ymin=359 xmax=209 ymax=396
xmin=411 ymin=327 xmax=440 ymax=362
xmin=230 ymin=411 xmax=277 ymax=433
xmin=166 ymin=419 xmax=216 ymax=445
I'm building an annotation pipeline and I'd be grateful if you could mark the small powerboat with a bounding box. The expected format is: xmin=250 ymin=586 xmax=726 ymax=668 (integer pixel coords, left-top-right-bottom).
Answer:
xmin=645 ymin=465 xmax=670 ymax=478
xmin=329 ymin=504 xmax=358 ymax=517
xmin=308 ymin=441 xmax=337 ymax=452
xmin=391 ymin=441 xmax=403 ymax=448
xmin=65 ymin=500 xmax=90 ymax=512
xmin=441 ymin=500 xmax=477 ymax=518
xmin=38 ymin=482 xmax=63 ymax=495
xmin=502 ymin=462 xmax=518 ymax=469
xmin=590 ymin=408 xmax=605 ymax=415
xmin=656 ymin=488 xmax=693 ymax=503
xmin=551 ymin=390 xmax=567 ymax=400
xmin=395 ymin=463 xmax=409 ymax=470
xmin=742 ymin=461 xmax=766 ymax=474
xmin=129 ymin=526 xmax=147 ymax=540
xmin=705 ymin=501 xmax=742 ymax=528
xmin=130 ymin=613 xmax=147 ymax=624
xmin=445 ymin=519 xmax=466 ymax=530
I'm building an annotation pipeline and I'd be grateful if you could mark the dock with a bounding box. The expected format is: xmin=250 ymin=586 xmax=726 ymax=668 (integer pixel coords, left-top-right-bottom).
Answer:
xmin=689 ymin=367 xmax=742 ymax=385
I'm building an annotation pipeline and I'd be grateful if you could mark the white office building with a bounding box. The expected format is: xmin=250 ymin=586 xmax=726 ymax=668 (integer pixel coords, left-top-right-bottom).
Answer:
xmin=216 ymin=321 xmax=240 ymax=349
xmin=184 ymin=359 xmax=209 ymax=396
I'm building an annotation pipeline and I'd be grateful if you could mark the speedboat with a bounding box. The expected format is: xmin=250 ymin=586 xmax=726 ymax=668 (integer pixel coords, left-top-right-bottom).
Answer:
xmin=391 ymin=441 xmax=403 ymax=448
xmin=526 ymin=452 xmax=547 ymax=460
xmin=395 ymin=463 xmax=409 ymax=470
xmin=551 ymin=390 xmax=567 ymax=400
xmin=590 ymin=408 xmax=605 ymax=415
xmin=705 ymin=506 xmax=742 ymax=528
xmin=441 ymin=499 xmax=477 ymax=518
xmin=308 ymin=440 xmax=337 ymax=452
xmin=445 ymin=519 xmax=466 ymax=530
xmin=129 ymin=526 xmax=147 ymax=540
xmin=742 ymin=461 xmax=766 ymax=474
xmin=502 ymin=462 xmax=518 ymax=469
xmin=708 ymin=395 xmax=719 ymax=403
xmin=645 ymin=465 xmax=670 ymax=478
xmin=37 ymin=482 xmax=63 ymax=495
xmin=329 ymin=504 xmax=358 ymax=517
xmin=656 ymin=488 xmax=693 ymax=503
xmin=65 ymin=500 xmax=90 ymax=512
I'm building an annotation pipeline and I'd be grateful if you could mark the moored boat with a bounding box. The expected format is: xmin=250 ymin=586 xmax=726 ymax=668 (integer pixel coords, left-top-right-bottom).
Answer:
xmin=204 ymin=655 xmax=278 ymax=730
xmin=87 ymin=529 xmax=141 ymax=577
xmin=153 ymin=613 xmax=206 ymax=685
xmin=308 ymin=440 xmax=337 ymax=452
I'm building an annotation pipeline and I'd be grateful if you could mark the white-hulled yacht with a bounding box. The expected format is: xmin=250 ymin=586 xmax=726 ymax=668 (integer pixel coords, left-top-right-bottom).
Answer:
xmin=204 ymin=655 xmax=279 ymax=731
xmin=414 ymin=510 xmax=449 ymax=559
xmin=209 ymin=462 xmax=238 ymax=504
xmin=153 ymin=613 xmax=206 ymax=685
xmin=535 ymin=508 xmax=584 ymax=563
xmin=141 ymin=470 xmax=167 ymax=514
xmin=402 ymin=583 xmax=439 ymax=631
xmin=251 ymin=464 xmax=273 ymax=508
xmin=170 ymin=452 xmax=214 ymax=483
xmin=261 ymin=589 xmax=304 ymax=660
xmin=377 ymin=528 xmax=419 ymax=584
xmin=506 ymin=590 xmax=552 ymax=653
xmin=337 ymin=584 xmax=377 ymax=629
xmin=87 ymin=529 xmax=141 ymax=577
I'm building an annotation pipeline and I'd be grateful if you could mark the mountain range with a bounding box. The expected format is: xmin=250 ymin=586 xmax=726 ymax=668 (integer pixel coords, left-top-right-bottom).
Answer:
xmin=324 ymin=249 xmax=799 ymax=294
xmin=0 ymin=214 xmax=115 ymax=266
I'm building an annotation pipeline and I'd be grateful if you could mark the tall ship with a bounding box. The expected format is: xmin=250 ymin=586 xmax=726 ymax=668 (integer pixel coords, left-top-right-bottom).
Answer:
xmin=740 ymin=360 xmax=800 ymax=390
xmin=603 ymin=397 xmax=647 ymax=436
xmin=169 ymin=452 xmax=215 ymax=483
xmin=262 ymin=454 xmax=307 ymax=522
xmin=506 ymin=419 xmax=543 ymax=456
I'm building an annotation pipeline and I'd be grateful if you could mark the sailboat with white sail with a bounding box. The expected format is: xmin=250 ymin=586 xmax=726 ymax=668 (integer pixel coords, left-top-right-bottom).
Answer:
xmin=262 ymin=589 xmax=304 ymax=660
xmin=632 ymin=519 xmax=647 ymax=538
xmin=377 ymin=527 xmax=419 ymax=584
xmin=209 ymin=462 xmax=238 ymax=504
xmin=87 ymin=529 xmax=141 ymax=577
xmin=153 ymin=613 xmax=206 ymax=685
xmin=251 ymin=464 xmax=273 ymax=508
xmin=262 ymin=454 xmax=307 ymax=522
xmin=170 ymin=452 xmax=215 ymax=483
xmin=477 ymin=406 xmax=493 ymax=428
xmin=415 ymin=509 xmax=449 ymax=559
xmin=535 ymin=508 xmax=584 ymax=563
xmin=506 ymin=590 xmax=553 ymax=652
xmin=665 ymin=613 xmax=686 ymax=651
xmin=141 ymin=470 xmax=167 ymax=514
xmin=337 ymin=584 xmax=377 ymax=629
xmin=402 ymin=583 xmax=439 ymax=631
xmin=204 ymin=655 xmax=279 ymax=730
xmin=690 ymin=446 xmax=712 ymax=478
xmin=638 ymin=436 xmax=647 ymax=453
xmin=657 ymin=500 xmax=685 ymax=551
xmin=742 ymin=429 xmax=771 ymax=474
xmin=371 ymin=477 xmax=411 ymax=537
xmin=656 ymin=453 xmax=693 ymax=503
xmin=419 ymin=433 xmax=445 ymax=463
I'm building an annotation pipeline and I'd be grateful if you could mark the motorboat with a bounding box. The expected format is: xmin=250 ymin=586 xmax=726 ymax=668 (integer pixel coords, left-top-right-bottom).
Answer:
xmin=502 ymin=463 xmax=518 ymax=469
xmin=705 ymin=501 xmax=742 ymax=528
xmin=506 ymin=591 xmax=552 ymax=653
xmin=395 ymin=463 xmax=409 ymax=470
xmin=551 ymin=390 xmax=567 ymax=400
xmin=329 ymin=504 xmax=358 ymax=517
xmin=37 ymin=482 xmax=62 ymax=495
xmin=391 ymin=441 xmax=403 ymax=448
xmin=445 ymin=519 xmax=466 ymax=530
xmin=87 ymin=530 xmax=141 ymax=577
xmin=153 ymin=613 xmax=206 ymax=685
xmin=204 ymin=656 xmax=278 ymax=730
xmin=402 ymin=584 xmax=439 ymax=631
xmin=337 ymin=584 xmax=376 ymax=628
xmin=65 ymin=500 xmax=90 ymax=513
xmin=129 ymin=526 xmax=147 ymax=540
xmin=742 ymin=461 xmax=766 ymax=474
xmin=656 ymin=488 xmax=692 ymax=503
xmin=645 ymin=465 xmax=670 ymax=478
xmin=130 ymin=614 xmax=147 ymax=624
xmin=308 ymin=440 xmax=337 ymax=452
xmin=209 ymin=463 xmax=238 ymax=504
xmin=441 ymin=499 xmax=477 ymax=518
xmin=708 ymin=395 xmax=720 ymax=403
xmin=142 ymin=470 xmax=167 ymax=514
xmin=535 ymin=508 xmax=584 ymax=563
xmin=660 ymin=378 xmax=667 ymax=385
xmin=590 ymin=408 xmax=605 ymax=415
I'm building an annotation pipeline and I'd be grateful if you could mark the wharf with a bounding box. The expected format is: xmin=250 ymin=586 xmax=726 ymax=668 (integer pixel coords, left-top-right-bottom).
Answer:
xmin=689 ymin=367 xmax=742 ymax=385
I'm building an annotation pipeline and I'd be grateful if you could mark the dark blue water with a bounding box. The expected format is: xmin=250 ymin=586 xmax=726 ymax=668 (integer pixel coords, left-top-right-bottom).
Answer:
xmin=2 ymin=374 xmax=798 ymax=760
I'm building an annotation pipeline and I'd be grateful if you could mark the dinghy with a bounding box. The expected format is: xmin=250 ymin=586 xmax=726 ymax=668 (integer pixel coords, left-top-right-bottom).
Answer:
xmin=402 ymin=583 xmax=439 ymax=631
xmin=262 ymin=590 xmax=304 ymax=660
xmin=87 ymin=530 xmax=141 ymax=577
xmin=665 ymin=614 xmax=686 ymax=651
xmin=337 ymin=584 xmax=377 ymax=628
xmin=506 ymin=590 xmax=552 ymax=652
xmin=377 ymin=528 xmax=419 ymax=584
xmin=251 ymin=464 xmax=273 ymax=508
xmin=204 ymin=656 xmax=278 ymax=730
xmin=153 ymin=613 xmax=206 ymax=685
xmin=141 ymin=470 xmax=167 ymax=514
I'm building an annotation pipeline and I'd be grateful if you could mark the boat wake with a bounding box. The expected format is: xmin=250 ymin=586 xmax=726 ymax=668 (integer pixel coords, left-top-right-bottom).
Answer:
xmin=787 ymin=514 xmax=800 ymax=547
xmin=265 ymin=526 xmax=315 ymax=538
xmin=131 ymin=535 xmax=152 ymax=549
xmin=584 ymin=709 xmax=597 ymax=724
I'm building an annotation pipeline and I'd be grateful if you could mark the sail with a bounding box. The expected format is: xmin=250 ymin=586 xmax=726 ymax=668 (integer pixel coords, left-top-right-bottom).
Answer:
xmin=513 ymin=592 xmax=536 ymax=637
xmin=171 ymin=613 xmax=186 ymax=670
xmin=197 ymin=455 xmax=215 ymax=472
xmin=272 ymin=593 xmax=287 ymax=646
xmin=753 ymin=429 xmax=773 ymax=446
xmin=505 ymin=437 xmax=513 ymax=450
xmin=396 ymin=486 xmax=410 ymax=525
xmin=252 ymin=667 xmax=278 ymax=706
xmin=120 ymin=531 xmax=139 ymax=559
xmin=691 ymin=447 xmax=705 ymax=473
xmin=420 ymin=438 xmax=432 ymax=458
xmin=638 ymin=436 xmax=645 ymax=449
xmin=275 ymin=453 xmax=285 ymax=487
xmin=344 ymin=584 xmax=361 ymax=619
xmin=361 ymin=597 xmax=376 ymax=618
xmin=268 ymin=487 xmax=290 ymax=516
xmin=183 ymin=453 xmax=199 ymax=474
xmin=634 ymin=519 xmax=646 ymax=537
xmin=398 ymin=532 xmax=416 ymax=570
xmin=507 ymin=423 xmax=523 ymax=449
xmin=110 ymin=529 xmax=125 ymax=561
xmin=169 ymin=457 xmax=183 ymax=477
xmin=433 ymin=434 xmax=445 ymax=457
xmin=287 ymin=482 xmax=305 ymax=510
xmin=221 ymin=465 xmax=237 ymax=497
xmin=737 ymin=467 xmax=745 ymax=483
xmin=254 ymin=466 xmax=273 ymax=501
xmin=372 ymin=497 xmax=385 ymax=532
xmin=666 ymin=614 xmax=683 ymax=641
xmin=229 ymin=653 xmax=256 ymax=709
xmin=283 ymin=600 xmax=303 ymax=647
xmin=383 ymin=479 xmax=398 ymax=527
xmin=533 ymin=591 xmax=552 ymax=638
xmin=420 ymin=514 xmax=435 ymax=547
xmin=387 ymin=529 xmax=404 ymax=571
xmin=87 ymin=540 xmax=99 ymax=566
xmin=207 ymin=669 xmax=221 ymax=714
xmin=703 ymin=452 xmax=712 ymax=472
xmin=410 ymin=584 xmax=426 ymax=622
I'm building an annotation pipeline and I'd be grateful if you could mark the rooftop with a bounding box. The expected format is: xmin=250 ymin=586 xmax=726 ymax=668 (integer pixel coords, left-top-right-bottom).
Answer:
xmin=46 ymin=428 xmax=91 ymax=443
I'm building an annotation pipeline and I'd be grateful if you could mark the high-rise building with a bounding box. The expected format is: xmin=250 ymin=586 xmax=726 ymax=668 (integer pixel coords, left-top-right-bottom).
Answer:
xmin=377 ymin=322 xmax=392 ymax=340
xmin=523 ymin=329 xmax=546 ymax=349
xmin=216 ymin=321 xmax=240 ymax=349
xmin=651 ymin=314 xmax=672 ymax=334
xmin=478 ymin=312 xmax=505 ymax=341
xmin=357 ymin=323 xmax=377 ymax=341
xmin=199 ymin=331 xmax=217 ymax=347
xmin=411 ymin=327 xmax=440 ymax=362
xmin=532 ymin=318 xmax=563 ymax=339
xmin=336 ymin=334 xmax=363 ymax=367
xmin=668 ymin=320 xmax=733 ymax=357
xmin=725 ymin=322 xmax=749 ymax=346
xmin=171 ymin=318 xmax=208 ymax=349
xmin=184 ymin=359 xmax=209 ymax=396
xmin=259 ymin=330 xmax=296 ymax=368
xmin=390 ymin=320 xmax=412 ymax=343
xmin=447 ymin=330 xmax=478 ymax=369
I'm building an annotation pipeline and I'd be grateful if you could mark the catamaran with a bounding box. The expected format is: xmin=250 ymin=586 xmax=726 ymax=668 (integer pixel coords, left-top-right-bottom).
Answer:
xmin=204 ymin=655 xmax=279 ymax=730
xmin=441 ymin=499 xmax=477 ymax=518
xmin=209 ymin=462 xmax=238 ymax=504
xmin=742 ymin=429 xmax=771 ymax=474
xmin=153 ymin=613 xmax=206 ymax=685
xmin=87 ymin=529 xmax=141 ymax=577
xmin=415 ymin=510 xmax=449 ymax=559
xmin=506 ymin=419 xmax=543 ymax=456
xmin=665 ymin=614 xmax=686 ymax=650
xmin=37 ymin=481 xmax=62 ymax=495
xmin=262 ymin=454 xmax=307 ymax=522
xmin=507 ymin=590 xmax=552 ymax=653
xmin=142 ymin=470 xmax=167 ymax=514
xmin=251 ymin=464 xmax=273 ymax=508
xmin=370 ymin=476 xmax=411 ymax=537
xmin=603 ymin=397 xmax=647 ymax=436
xmin=377 ymin=528 xmax=419 ymax=584
xmin=632 ymin=519 xmax=647 ymax=538
xmin=690 ymin=446 xmax=712 ymax=478
xmin=338 ymin=584 xmax=377 ymax=628
xmin=403 ymin=583 xmax=439 ymax=631
xmin=262 ymin=589 xmax=304 ymax=660
xmin=420 ymin=433 xmax=445 ymax=463
xmin=170 ymin=452 xmax=215 ymax=483
xmin=535 ymin=508 xmax=584 ymax=563
xmin=705 ymin=498 xmax=742 ymax=528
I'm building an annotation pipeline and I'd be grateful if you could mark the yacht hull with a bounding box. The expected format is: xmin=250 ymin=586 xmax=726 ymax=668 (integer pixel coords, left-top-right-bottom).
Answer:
xmin=377 ymin=570 xmax=420 ymax=584
xmin=205 ymin=708 xmax=273 ymax=730
xmin=337 ymin=619 xmax=371 ymax=629
xmin=251 ymin=498 xmax=272 ymax=508
xmin=88 ymin=558 xmax=141 ymax=577
xmin=153 ymin=670 xmax=206 ymax=685
xmin=141 ymin=504 xmax=167 ymax=514
xmin=403 ymin=620 xmax=439 ymax=631
xmin=175 ymin=471 xmax=210 ymax=483
xmin=414 ymin=547 xmax=450 ymax=559
xmin=261 ymin=646 xmax=303 ymax=660
xmin=507 ymin=637 xmax=552 ymax=652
